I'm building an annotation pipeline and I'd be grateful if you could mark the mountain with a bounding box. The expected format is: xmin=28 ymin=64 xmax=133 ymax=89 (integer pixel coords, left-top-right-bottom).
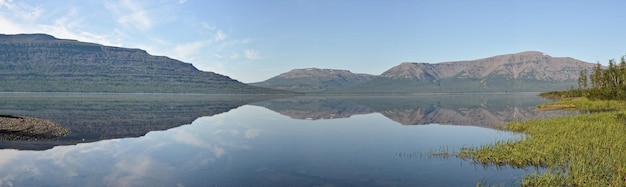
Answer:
xmin=339 ymin=51 xmax=596 ymax=93
xmin=0 ymin=33 xmax=290 ymax=94
xmin=250 ymin=68 xmax=376 ymax=92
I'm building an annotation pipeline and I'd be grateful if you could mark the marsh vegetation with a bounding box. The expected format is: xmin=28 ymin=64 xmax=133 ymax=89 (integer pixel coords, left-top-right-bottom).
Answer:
xmin=447 ymin=56 xmax=626 ymax=186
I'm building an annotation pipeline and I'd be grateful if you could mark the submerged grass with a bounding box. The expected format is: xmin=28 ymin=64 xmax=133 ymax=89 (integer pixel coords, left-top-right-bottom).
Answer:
xmin=456 ymin=98 xmax=626 ymax=186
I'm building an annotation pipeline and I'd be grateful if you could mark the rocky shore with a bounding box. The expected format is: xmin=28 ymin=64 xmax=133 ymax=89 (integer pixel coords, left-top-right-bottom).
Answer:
xmin=0 ymin=115 xmax=69 ymax=140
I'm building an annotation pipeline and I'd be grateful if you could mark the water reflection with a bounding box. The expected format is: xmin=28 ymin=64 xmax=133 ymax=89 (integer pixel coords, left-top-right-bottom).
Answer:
xmin=0 ymin=93 xmax=283 ymax=150
xmin=0 ymin=93 xmax=572 ymax=151
xmin=253 ymin=93 xmax=574 ymax=128
xmin=0 ymin=105 xmax=532 ymax=186
xmin=0 ymin=93 xmax=570 ymax=186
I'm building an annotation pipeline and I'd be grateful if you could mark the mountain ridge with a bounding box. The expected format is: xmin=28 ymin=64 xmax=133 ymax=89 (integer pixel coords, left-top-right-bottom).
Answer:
xmin=255 ymin=51 xmax=595 ymax=93
xmin=251 ymin=68 xmax=376 ymax=92
xmin=340 ymin=51 xmax=596 ymax=93
xmin=381 ymin=51 xmax=590 ymax=81
xmin=0 ymin=33 xmax=290 ymax=94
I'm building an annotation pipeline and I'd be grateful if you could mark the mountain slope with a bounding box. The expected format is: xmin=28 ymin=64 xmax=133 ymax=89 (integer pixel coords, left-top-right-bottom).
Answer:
xmin=339 ymin=51 xmax=595 ymax=93
xmin=0 ymin=33 xmax=289 ymax=94
xmin=251 ymin=68 xmax=376 ymax=92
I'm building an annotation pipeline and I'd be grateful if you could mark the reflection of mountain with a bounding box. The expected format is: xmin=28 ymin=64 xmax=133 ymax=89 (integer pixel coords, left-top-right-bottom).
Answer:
xmin=252 ymin=94 xmax=573 ymax=128
xmin=367 ymin=94 xmax=573 ymax=127
xmin=0 ymin=93 xmax=283 ymax=150
xmin=380 ymin=106 xmax=532 ymax=127
xmin=252 ymin=97 xmax=374 ymax=120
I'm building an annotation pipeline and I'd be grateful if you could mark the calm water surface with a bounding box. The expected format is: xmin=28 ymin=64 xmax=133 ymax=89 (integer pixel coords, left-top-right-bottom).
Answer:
xmin=0 ymin=93 xmax=569 ymax=186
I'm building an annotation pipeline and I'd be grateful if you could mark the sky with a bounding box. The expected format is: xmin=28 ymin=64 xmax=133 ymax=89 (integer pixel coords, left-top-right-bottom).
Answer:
xmin=1 ymin=0 xmax=625 ymax=83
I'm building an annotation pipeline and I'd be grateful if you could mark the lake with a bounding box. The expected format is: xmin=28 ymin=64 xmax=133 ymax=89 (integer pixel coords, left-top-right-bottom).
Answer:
xmin=0 ymin=92 xmax=570 ymax=186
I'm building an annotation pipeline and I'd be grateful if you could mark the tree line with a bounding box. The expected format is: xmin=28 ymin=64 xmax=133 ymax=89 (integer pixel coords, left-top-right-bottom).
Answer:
xmin=577 ymin=56 xmax=626 ymax=100
xmin=540 ymin=55 xmax=626 ymax=100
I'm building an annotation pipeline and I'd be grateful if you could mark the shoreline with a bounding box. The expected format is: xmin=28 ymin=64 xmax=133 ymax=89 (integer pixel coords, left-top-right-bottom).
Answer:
xmin=0 ymin=115 xmax=69 ymax=140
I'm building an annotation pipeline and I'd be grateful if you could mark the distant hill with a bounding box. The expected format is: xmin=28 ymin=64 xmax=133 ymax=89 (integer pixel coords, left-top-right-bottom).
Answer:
xmin=250 ymin=68 xmax=376 ymax=92
xmin=338 ymin=51 xmax=596 ymax=93
xmin=0 ymin=34 xmax=290 ymax=94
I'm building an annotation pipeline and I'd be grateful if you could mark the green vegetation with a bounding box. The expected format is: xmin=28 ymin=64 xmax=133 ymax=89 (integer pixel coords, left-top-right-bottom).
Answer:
xmin=542 ymin=55 xmax=626 ymax=100
xmin=444 ymin=56 xmax=626 ymax=186
xmin=0 ymin=34 xmax=295 ymax=94
xmin=536 ymin=97 xmax=626 ymax=111
xmin=442 ymin=57 xmax=626 ymax=186
xmin=457 ymin=111 xmax=626 ymax=186
xmin=0 ymin=74 xmax=292 ymax=94
xmin=333 ymin=77 xmax=576 ymax=94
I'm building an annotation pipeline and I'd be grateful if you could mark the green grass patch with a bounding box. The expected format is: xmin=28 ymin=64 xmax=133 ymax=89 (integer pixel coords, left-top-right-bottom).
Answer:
xmin=457 ymin=108 xmax=626 ymax=186
xmin=537 ymin=97 xmax=626 ymax=111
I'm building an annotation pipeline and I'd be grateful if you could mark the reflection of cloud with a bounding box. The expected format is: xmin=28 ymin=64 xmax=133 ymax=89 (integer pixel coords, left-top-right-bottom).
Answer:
xmin=0 ymin=175 xmax=15 ymax=187
xmin=42 ymin=145 xmax=83 ymax=178
xmin=0 ymin=107 xmax=264 ymax=186
xmin=244 ymin=129 xmax=260 ymax=139
xmin=211 ymin=146 xmax=226 ymax=158
xmin=105 ymin=156 xmax=153 ymax=187
xmin=214 ymin=129 xmax=240 ymax=136
xmin=0 ymin=149 xmax=21 ymax=167
xmin=174 ymin=130 xmax=207 ymax=148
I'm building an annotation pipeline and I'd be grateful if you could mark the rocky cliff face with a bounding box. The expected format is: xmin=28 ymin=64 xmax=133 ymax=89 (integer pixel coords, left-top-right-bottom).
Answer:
xmin=251 ymin=68 xmax=376 ymax=92
xmin=0 ymin=34 xmax=288 ymax=94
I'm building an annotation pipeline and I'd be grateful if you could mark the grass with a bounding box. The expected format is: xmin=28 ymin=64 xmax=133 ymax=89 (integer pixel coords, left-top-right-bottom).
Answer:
xmin=537 ymin=97 xmax=626 ymax=111
xmin=453 ymin=98 xmax=626 ymax=186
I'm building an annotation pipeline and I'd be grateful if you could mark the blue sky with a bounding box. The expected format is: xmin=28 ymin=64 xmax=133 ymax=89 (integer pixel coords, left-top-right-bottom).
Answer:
xmin=1 ymin=0 xmax=625 ymax=83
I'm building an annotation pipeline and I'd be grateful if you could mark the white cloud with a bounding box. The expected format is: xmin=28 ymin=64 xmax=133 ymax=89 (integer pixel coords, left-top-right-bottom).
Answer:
xmin=0 ymin=0 xmax=13 ymax=9
xmin=0 ymin=16 xmax=23 ymax=33
xmin=171 ymin=40 xmax=211 ymax=62
xmin=245 ymin=49 xmax=261 ymax=60
xmin=0 ymin=0 xmax=40 ymax=26
xmin=230 ymin=52 xmax=240 ymax=59
xmin=0 ymin=0 xmax=264 ymax=82
xmin=39 ymin=10 xmax=121 ymax=46
xmin=178 ymin=0 xmax=187 ymax=4
xmin=106 ymin=0 xmax=153 ymax=31
xmin=0 ymin=1 xmax=120 ymax=47
xmin=201 ymin=22 xmax=216 ymax=31
xmin=16 ymin=4 xmax=41 ymax=22
xmin=214 ymin=30 xmax=226 ymax=42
